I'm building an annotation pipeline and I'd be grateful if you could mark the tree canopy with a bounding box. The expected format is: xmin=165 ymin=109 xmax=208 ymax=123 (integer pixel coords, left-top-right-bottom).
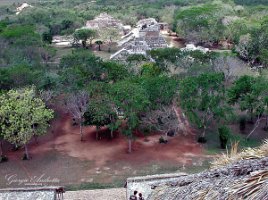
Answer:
xmin=0 ymin=87 xmax=54 ymax=159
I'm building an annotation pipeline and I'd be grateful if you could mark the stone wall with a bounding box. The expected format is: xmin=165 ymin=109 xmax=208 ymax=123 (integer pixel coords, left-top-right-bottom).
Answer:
xmin=126 ymin=173 xmax=187 ymax=199
xmin=0 ymin=186 xmax=62 ymax=200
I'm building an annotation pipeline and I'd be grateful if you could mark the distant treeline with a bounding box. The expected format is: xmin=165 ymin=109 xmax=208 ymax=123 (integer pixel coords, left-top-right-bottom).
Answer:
xmin=234 ymin=0 xmax=268 ymax=5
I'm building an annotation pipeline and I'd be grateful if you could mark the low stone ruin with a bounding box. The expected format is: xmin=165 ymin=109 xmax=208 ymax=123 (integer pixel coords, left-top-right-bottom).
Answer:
xmin=52 ymin=35 xmax=74 ymax=47
xmin=16 ymin=3 xmax=33 ymax=15
xmin=181 ymin=44 xmax=210 ymax=53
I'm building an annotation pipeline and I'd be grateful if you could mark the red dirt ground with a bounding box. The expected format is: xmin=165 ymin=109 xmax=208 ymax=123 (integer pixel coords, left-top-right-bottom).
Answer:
xmin=10 ymin=106 xmax=203 ymax=164
xmin=0 ymin=108 xmax=204 ymax=188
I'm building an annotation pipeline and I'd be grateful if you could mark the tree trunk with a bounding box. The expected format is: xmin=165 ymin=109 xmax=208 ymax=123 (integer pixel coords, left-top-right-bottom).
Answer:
xmin=0 ymin=140 xmax=3 ymax=157
xmin=24 ymin=144 xmax=29 ymax=160
xmin=34 ymin=135 xmax=38 ymax=144
xmin=110 ymin=130 xmax=114 ymax=139
xmin=128 ymin=138 xmax=132 ymax=153
xmin=247 ymin=115 xmax=262 ymax=139
xmin=250 ymin=109 xmax=254 ymax=123
xmin=265 ymin=116 xmax=268 ymax=130
xmin=82 ymin=40 xmax=86 ymax=48
xmin=108 ymin=41 xmax=111 ymax=53
xmin=80 ymin=122 xmax=83 ymax=141
xmin=13 ymin=143 xmax=19 ymax=151
xmin=202 ymin=126 xmax=207 ymax=138
xmin=198 ymin=126 xmax=207 ymax=143
xmin=96 ymin=127 xmax=99 ymax=140
xmin=98 ymin=45 xmax=101 ymax=51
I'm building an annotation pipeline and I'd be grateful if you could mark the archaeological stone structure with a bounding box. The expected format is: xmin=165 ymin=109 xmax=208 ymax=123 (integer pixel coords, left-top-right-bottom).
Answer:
xmin=110 ymin=18 xmax=168 ymax=60
xmin=85 ymin=13 xmax=124 ymax=34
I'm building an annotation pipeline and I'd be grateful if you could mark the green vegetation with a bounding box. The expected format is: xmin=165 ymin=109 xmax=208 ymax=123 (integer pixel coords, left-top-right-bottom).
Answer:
xmin=228 ymin=76 xmax=268 ymax=120
xmin=179 ymin=73 xmax=232 ymax=142
xmin=74 ymin=29 xmax=97 ymax=48
xmin=0 ymin=0 xmax=267 ymax=163
xmin=0 ymin=87 xmax=54 ymax=159
xmin=218 ymin=126 xmax=231 ymax=149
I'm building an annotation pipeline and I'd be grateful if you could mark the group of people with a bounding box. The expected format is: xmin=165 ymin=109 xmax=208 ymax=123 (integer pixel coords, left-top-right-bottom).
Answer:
xmin=129 ymin=191 xmax=144 ymax=200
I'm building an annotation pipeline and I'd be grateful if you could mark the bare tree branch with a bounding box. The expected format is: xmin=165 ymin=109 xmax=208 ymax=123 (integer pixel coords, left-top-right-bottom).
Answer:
xmin=65 ymin=91 xmax=90 ymax=141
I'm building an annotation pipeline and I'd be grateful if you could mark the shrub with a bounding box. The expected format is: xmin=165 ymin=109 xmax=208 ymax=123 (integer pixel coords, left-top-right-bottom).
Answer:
xmin=197 ymin=136 xmax=207 ymax=143
xmin=0 ymin=155 xmax=8 ymax=163
xmin=42 ymin=32 xmax=53 ymax=44
xmin=159 ymin=136 xmax=168 ymax=144
xmin=218 ymin=126 xmax=231 ymax=149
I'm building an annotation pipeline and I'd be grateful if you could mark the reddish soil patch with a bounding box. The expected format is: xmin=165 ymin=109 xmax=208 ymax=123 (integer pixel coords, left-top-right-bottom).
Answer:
xmin=56 ymin=114 xmax=202 ymax=166
xmin=0 ymin=108 xmax=204 ymax=187
xmin=27 ymin=107 xmax=203 ymax=167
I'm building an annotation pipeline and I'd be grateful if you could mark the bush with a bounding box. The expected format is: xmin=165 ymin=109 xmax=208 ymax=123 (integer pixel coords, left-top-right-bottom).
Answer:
xmin=140 ymin=127 xmax=151 ymax=135
xmin=0 ymin=155 xmax=8 ymax=163
xmin=42 ymin=32 xmax=53 ymax=44
xmin=159 ymin=136 xmax=168 ymax=144
xmin=218 ymin=126 xmax=231 ymax=149
xmin=167 ymin=129 xmax=175 ymax=137
xmin=197 ymin=136 xmax=207 ymax=143
xmin=229 ymin=134 xmax=261 ymax=149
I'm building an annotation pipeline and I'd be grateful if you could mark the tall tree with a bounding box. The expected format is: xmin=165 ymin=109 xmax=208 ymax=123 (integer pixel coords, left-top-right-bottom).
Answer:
xmin=95 ymin=40 xmax=103 ymax=51
xmin=65 ymin=91 xmax=90 ymax=141
xmin=140 ymin=105 xmax=182 ymax=138
xmin=59 ymin=51 xmax=105 ymax=90
xmin=102 ymin=61 xmax=129 ymax=82
xmin=73 ymin=28 xmax=97 ymax=48
xmin=179 ymin=73 xmax=230 ymax=142
xmin=228 ymin=76 xmax=265 ymax=122
xmin=109 ymin=81 xmax=150 ymax=153
xmin=84 ymin=81 xmax=119 ymax=139
xmin=228 ymin=76 xmax=268 ymax=137
xmin=84 ymin=97 xmax=117 ymax=139
xmin=0 ymin=87 xmax=54 ymax=160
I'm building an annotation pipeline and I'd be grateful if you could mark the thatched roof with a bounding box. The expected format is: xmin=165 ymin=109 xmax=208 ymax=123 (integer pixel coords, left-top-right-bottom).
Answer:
xmin=134 ymin=141 xmax=268 ymax=200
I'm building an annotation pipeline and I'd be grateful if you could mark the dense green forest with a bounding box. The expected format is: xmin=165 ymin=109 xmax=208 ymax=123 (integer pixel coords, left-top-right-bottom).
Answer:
xmin=0 ymin=0 xmax=268 ymax=160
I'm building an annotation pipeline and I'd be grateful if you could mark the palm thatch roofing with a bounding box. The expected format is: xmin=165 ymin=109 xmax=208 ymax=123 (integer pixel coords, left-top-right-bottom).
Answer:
xmin=143 ymin=140 xmax=268 ymax=200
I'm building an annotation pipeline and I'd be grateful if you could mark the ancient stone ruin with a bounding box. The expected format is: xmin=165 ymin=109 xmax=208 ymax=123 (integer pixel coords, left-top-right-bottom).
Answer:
xmin=85 ymin=13 xmax=124 ymax=34
xmin=16 ymin=3 xmax=33 ymax=15
xmin=110 ymin=18 xmax=168 ymax=60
